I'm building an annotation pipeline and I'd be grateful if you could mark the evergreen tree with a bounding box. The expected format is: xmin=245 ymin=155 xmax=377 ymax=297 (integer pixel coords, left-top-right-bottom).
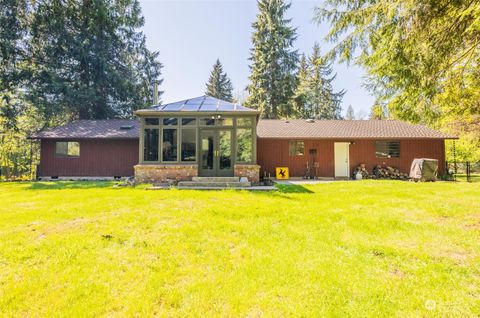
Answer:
xmin=316 ymin=0 xmax=480 ymax=161
xmin=0 ymin=0 xmax=31 ymax=129
xmin=28 ymin=0 xmax=162 ymax=120
xmin=290 ymin=54 xmax=309 ymax=118
xmin=293 ymin=43 xmax=345 ymax=119
xmin=345 ymin=105 xmax=355 ymax=120
xmin=205 ymin=59 xmax=233 ymax=102
xmin=245 ymin=0 xmax=298 ymax=118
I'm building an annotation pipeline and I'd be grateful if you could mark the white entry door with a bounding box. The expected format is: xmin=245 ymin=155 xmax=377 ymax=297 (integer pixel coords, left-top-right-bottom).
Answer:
xmin=334 ymin=142 xmax=350 ymax=178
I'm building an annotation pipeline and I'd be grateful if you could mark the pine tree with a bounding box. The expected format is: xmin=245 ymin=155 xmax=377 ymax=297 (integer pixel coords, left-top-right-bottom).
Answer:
xmin=345 ymin=105 xmax=355 ymax=120
xmin=205 ymin=59 xmax=233 ymax=102
xmin=28 ymin=0 xmax=162 ymax=120
xmin=293 ymin=43 xmax=345 ymax=119
xmin=245 ymin=0 xmax=298 ymax=118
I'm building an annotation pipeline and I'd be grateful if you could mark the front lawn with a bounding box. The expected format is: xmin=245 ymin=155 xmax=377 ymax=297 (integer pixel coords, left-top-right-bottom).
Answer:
xmin=0 ymin=181 xmax=479 ymax=316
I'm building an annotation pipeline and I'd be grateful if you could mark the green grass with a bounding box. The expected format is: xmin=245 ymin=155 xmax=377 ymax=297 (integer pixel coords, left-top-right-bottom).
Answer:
xmin=0 ymin=181 xmax=479 ymax=317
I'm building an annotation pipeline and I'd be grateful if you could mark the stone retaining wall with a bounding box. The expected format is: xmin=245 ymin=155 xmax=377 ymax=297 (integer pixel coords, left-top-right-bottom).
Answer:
xmin=234 ymin=164 xmax=260 ymax=183
xmin=134 ymin=164 xmax=198 ymax=184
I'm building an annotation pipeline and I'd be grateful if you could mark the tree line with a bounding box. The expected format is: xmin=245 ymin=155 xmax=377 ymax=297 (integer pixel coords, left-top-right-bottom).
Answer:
xmin=1 ymin=0 xmax=478 ymax=179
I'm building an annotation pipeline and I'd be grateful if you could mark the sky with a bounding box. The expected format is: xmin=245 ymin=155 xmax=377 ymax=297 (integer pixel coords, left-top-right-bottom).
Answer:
xmin=139 ymin=0 xmax=375 ymax=117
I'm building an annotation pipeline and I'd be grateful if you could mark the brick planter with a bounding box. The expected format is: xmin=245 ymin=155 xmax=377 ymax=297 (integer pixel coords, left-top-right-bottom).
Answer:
xmin=134 ymin=164 xmax=198 ymax=183
xmin=234 ymin=164 xmax=260 ymax=183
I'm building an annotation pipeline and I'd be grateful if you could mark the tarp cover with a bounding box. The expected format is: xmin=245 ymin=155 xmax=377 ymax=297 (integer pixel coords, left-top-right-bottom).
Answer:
xmin=409 ymin=158 xmax=439 ymax=181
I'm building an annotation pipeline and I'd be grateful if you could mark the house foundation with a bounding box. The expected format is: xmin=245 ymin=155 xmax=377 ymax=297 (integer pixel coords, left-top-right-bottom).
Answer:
xmin=234 ymin=164 xmax=260 ymax=183
xmin=134 ymin=164 xmax=198 ymax=183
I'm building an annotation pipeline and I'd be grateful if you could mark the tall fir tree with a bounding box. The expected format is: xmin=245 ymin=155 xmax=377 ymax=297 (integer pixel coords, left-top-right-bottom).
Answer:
xmin=245 ymin=0 xmax=298 ymax=118
xmin=0 ymin=0 xmax=31 ymax=129
xmin=291 ymin=54 xmax=309 ymax=118
xmin=293 ymin=43 xmax=345 ymax=119
xmin=205 ymin=59 xmax=233 ymax=102
xmin=28 ymin=0 xmax=162 ymax=120
xmin=345 ymin=105 xmax=355 ymax=120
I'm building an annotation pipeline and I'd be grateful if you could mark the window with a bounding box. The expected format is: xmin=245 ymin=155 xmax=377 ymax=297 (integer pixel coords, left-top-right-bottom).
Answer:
xmin=237 ymin=117 xmax=253 ymax=127
xmin=181 ymin=118 xmax=196 ymax=126
xmin=55 ymin=141 xmax=80 ymax=157
xmin=289 ymin=141 xmax=304 ymax=156
xmin=181 ymin=129 xmax=196 ymax=161
xmin=236 ymin=128 xmax=253 ymax=162
xmin=162 ymin=129 xmax=177 ymax=161
xmin=144 ymin=118 xmax=159 ymax=125
xmin=144 ymin=129 xmax=159 ymax=161
xmin=163 ymin=118 xmax=178 ymax=126
xmin=217 ymin=117 xmax=233 ymax=126
xmin=375 ymin=141 xmax=400 ymax=158
xmin=199 ymin=117 xmax=215 ymax=126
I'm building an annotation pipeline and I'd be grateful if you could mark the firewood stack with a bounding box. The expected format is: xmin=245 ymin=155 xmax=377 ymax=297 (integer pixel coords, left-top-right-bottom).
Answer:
xmin=352 ymin=163 xmax=369 ymax=179
xmin=372 ymin=165 xmax=409 ymax=180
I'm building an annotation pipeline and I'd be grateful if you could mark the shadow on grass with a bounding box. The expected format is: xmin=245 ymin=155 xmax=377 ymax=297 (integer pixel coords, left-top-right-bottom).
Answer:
xmin=275 ymin=183 xmax=314 ymax=193
xmin=26 ymin=181 xmax=115 ymax=190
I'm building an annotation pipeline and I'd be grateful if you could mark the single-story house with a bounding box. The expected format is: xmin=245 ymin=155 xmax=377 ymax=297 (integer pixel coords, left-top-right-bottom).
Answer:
xmin=29 ymin=95 xmax=456 ymax=182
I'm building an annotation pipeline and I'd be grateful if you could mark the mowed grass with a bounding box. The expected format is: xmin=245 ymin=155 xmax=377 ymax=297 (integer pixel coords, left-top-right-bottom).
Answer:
xmin=0 ymin=181 xmax=479 ymax=317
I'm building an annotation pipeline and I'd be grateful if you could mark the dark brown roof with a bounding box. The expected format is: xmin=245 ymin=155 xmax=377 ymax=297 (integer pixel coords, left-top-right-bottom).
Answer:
xmin=29 ymin=118 xmax=457 ymax=140
xmin=29 ymin=120 xmax=139 ymax=139
xmin=257 ymin=119 xmax=457 ymax=139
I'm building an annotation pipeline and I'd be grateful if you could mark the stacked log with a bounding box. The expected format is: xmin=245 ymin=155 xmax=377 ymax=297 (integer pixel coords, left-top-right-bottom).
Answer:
xmin=352 ymin=163 xmax=369 ymax=179
xmin=372 ymin=165 xmax=409 ymax=180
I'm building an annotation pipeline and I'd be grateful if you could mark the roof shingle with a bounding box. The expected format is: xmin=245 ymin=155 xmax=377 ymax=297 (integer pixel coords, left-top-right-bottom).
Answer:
xmin=256 ymin=119 xmax=457 ymax=139
xmin=29 ymin=119 xmax=457 ymax=140
xmin=29 ymin=120 xmax=139 ymax=139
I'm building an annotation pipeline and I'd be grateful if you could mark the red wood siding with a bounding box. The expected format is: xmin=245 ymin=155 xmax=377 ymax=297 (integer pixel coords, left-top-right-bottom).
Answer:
xmin=257 ymin=138 xmax=445 ymax=178
xmin=40 ymin=139 xmax=138 ymax=177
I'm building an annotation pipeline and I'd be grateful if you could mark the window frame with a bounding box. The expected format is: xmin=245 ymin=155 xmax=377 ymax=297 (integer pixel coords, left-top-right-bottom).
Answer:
xmin=55 ymin=141 xmax=80 ymax=158
xmin=235 ymin=116 xmax=256 ymax=164
xmin=143 ymin=128 xmax=160 ymax=162
xmin=140 ymin=115 xmax=256 ymax=165
xmin=375 ymin=140 xmax=400 ymax=158
xmin=289 ymin=140 xmax=305 ymax=156
xmin=180 ymin=128 xmax=197 ymax=163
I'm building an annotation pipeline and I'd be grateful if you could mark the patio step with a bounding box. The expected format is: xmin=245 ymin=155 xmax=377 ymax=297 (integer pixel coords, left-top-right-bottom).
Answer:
xmin=177 ymin=181 xmax=251 ymax=189
xmin=191 ymin=177 xmax=240 ymax=182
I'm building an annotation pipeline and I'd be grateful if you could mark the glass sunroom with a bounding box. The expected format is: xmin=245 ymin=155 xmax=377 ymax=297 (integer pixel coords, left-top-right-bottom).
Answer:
xmin=134 ymin=96 xmax=260 ymax=178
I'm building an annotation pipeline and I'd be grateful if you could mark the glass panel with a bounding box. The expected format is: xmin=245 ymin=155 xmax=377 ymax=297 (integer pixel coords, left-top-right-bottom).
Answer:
xmin=237 ymin=117 xmax=253 ymax=127
xmin=181 ymin=118 xmax=196 ymax=126
xmin=201 ymin=130 xmax=214 ymax=170
xmin=199 ymin=117 xmax=215 ymax=126
xmin=55 ymin=142 xmax=68 ymax=156
xmin=376 ymin=141 xmax=400 ymax=158
xmin=199 ymin=100 xmax=218 ymax=111
xmin=163 ymin=117 xmax=178 ymax=126
xmin=144 ymin=129 xmax=159 ymax=161
xmin=67 ymin=142 xmax=80 ymax=157
xmin=162 ymin=129 xmax=177 ymax=161
xmin=236 ymin=128 xmax=253 ymax=162
xmin=145 ymin=118 xmax=159 ymax=125
xmin=219 ymin=130 xmax=232 ymax=170
xmin=289 ymin=141 xmax=304 ymax=156
xmin=162 ymin=103 xmax=183 ymax=111
xmin=181 ymin=129 xmax=196 ymax=162
xmin=217 ymin=102 xmax=235 ymax=111
xmin=217 ymin=117 xmax=233 ymax=126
